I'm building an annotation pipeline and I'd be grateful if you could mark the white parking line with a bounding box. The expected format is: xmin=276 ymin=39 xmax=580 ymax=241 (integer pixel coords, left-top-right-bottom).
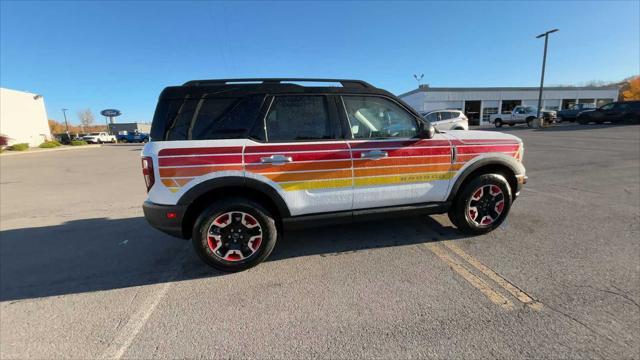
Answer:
xmin=99 ymin=244 xmax=189 ymax=360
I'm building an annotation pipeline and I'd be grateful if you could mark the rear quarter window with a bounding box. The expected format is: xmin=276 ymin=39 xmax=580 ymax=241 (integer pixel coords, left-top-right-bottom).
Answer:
xmin=150 ymin=95 xmax=265 ymax=141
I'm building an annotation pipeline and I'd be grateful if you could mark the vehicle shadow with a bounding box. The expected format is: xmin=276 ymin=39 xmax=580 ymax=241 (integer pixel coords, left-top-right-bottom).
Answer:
xmin=0 ymin=215 xmax=463 ymax=302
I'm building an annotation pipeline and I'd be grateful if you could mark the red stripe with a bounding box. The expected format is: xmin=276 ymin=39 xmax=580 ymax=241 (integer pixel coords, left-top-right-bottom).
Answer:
xmin=352 ymin=147 xmax=451 ymax=158
xmin=159 ymin=147 xmax=243 ymax=156
xmin=244 ymin=151 xmax=350 ymax=164
xmin=450 ymin=139 xmax=519 ymax=146
xmin=456 ymin=145 xmax=519 ymax=154
xmin=158 ymin=155 xmax=242 ymax=167
xmin=245 ymin=143 xmax=349 ymax=153
xmin=349 ymin=139 xmax=451 ymax=149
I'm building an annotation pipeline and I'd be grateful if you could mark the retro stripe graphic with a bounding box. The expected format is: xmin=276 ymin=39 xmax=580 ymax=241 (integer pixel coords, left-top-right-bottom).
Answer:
xmin=156 ymin=140 xmax=520 ymax=192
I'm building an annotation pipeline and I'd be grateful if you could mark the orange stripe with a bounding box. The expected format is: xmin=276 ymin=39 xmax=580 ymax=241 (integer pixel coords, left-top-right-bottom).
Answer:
xmin=175 ymin=178 xmax=194 ymax=186
xmin=456 ymin=152 xmax=516 ymax=163
xmin=161 ymin=179 xmax=177 ymax=187
xmin=159 ymin=165 xmax=242 ymax=177
xmin=247 ymin=160 xmax=352 ymax=173
xmin=354 ymin=164 xmax=456 ymax=177
xmin=353 ymin=155 xmax=451 ymax=168
xmin=262 ymin=169 xmax=352 ymax=182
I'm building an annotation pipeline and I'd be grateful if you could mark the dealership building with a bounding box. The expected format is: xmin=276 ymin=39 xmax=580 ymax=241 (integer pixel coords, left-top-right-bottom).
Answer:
xmin=0 ymin=87 xmax=52 ymax=146
xmin=399 ymin=85 xmax=620 ymax=125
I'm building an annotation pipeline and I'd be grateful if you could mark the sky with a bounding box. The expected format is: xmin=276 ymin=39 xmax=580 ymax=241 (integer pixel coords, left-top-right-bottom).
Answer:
xmin=1 ymin=1 xmax=639 ymax=124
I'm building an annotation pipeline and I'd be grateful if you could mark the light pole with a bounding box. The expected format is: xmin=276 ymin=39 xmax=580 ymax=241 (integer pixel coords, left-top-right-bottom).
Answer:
xmin=61 ymin=108 xmax=70 ymax=134
xmin=535 ymin=29 xmax=559 ymax=124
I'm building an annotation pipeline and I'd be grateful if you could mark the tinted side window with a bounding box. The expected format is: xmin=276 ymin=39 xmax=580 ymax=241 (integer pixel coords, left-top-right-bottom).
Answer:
xmin=150 ymin=98 xmax=186 ymax=140
xmin=425 ymin=112 xmax=440 ymax=122
xmin=191 ymin=95 xmax=264 ymax=140
xmin=342 ymin=96 xmax=417 ymax=139
xmin=440 ymin=112 xmax=453 ymax=120
xmin=265 ymin=96 xmax=336 ymax=142
xmin=166 ymin=99 xmax=199 ymax=141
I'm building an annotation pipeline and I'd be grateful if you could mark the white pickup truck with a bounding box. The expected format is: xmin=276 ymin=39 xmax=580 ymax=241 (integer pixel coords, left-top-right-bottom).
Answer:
xmin=82 ymin=132 xmax=117 ymax=144
xmin=490 ymin=106 xmax=557 ymax=127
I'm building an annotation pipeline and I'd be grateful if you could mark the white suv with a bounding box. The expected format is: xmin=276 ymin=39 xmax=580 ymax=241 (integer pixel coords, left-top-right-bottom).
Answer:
xmin=420 ymin=110 xmax=469 ymax=131
xmin=142 ymin=78 xmax=526 ymax=271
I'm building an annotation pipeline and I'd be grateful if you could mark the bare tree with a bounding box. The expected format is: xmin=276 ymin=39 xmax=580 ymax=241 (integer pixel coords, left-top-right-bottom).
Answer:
xmin=77 ymin=109 xmax=95 ymax=132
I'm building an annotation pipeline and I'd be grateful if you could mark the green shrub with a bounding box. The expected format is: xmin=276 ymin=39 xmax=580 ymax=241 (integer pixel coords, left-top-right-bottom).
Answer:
xmin=39 ymin=141 xmax=61 ymax=148
xmin=8 ymin=143 xmax=29 ymax=151
xmin=70 ymin=140 xmax=88 ymax=146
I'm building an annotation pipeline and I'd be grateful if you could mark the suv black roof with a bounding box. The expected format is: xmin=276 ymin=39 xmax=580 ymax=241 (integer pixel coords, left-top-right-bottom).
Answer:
xmin=159 ymin=78 xmax=396 ymax=99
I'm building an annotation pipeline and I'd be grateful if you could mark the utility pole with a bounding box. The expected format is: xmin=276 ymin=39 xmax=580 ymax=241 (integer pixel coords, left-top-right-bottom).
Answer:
xmin=535 ymin=29 xmax=559 ymax=124
xmin=61 ymin=108 xmax=70 ymax=134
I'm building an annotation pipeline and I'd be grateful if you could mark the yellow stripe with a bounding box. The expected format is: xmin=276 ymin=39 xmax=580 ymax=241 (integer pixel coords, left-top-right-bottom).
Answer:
xmin=354 ymin=171 xmax=455 ymax=187
xmin=279 ymin=178 xmax=352 ymax=191
xmin=443 ymin=242 xmax=543 ymax=310
xmin=426 ymin=243 xmax=514 ymax=310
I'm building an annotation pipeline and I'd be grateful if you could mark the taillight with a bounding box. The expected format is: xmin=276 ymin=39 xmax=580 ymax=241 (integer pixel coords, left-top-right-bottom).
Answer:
xmin=142 ymin=157 xmax=155 ymax=192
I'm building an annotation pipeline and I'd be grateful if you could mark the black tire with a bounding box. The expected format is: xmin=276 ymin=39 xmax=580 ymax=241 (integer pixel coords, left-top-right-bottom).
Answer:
xmin=526 ymin=117 xmax=535 ymax=128
xmin=448 ymin=174 xmax=513 ymax=235
xmin=557 ymin=116 xmax=563 ymax=123
xmin=494 ymin=119 xmax=503 ymax=128
xmin=192 ymin=197 xmax=278 ymax=272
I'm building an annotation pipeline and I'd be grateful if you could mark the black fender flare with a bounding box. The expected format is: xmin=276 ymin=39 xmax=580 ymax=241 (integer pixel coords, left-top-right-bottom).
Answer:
xmin=447 ymin=158 xmax=522 ymax=202
xmin=177 ymin=176 xmax=291 ymax=217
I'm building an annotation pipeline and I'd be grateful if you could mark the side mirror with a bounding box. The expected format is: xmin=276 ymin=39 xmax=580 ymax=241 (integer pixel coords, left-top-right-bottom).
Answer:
xmin=418 ymin=121 xmax=435 ymax=139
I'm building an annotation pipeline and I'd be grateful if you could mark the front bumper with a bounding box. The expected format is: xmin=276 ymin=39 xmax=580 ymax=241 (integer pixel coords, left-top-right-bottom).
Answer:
xmin=142 ymin=200 xmax=188 ymax=239
xmin=515 ymin=175 xmax=527 ymax=197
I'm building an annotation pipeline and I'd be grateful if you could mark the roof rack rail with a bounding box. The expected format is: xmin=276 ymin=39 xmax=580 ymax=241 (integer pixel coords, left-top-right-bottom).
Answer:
xmin=182 ymin=78 xmax=374 ymax=89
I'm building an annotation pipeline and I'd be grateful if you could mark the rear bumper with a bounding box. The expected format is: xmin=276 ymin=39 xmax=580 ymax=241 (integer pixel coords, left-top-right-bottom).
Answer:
xmin=142 ymin=200 xmax=188 ymax=239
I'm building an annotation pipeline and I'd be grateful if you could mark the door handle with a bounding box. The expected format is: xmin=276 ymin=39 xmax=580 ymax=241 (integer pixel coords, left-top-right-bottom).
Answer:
xmin=360 ymin=150 xmax=388 ymax=159
xmin=260 ymin=154 xmax=292 ymax=164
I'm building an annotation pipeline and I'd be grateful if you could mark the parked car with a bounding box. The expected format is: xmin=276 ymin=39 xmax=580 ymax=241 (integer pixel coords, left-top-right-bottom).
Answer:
xmin=557 ymin=103 xmax=595 ymax=122
xmin=53 ymin=133 xmax=73 ymax=144
xmin=577 ymin=101 xmax=640 ymax=124
xmin=490 ymin=106 xmax=557 ymax=127
xmin=419 ymin=110 xmax=469 ymax=131
xmin=116 ymin=131 xmax=149 ymax=143
xmin=141 ymin=78 xmax=527 ymax=271
xmin=82 ymin=132 xmax=117 ymax=144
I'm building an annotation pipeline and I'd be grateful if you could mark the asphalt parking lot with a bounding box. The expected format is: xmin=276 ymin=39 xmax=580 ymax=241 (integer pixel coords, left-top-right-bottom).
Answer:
xmin=1 ymin=123 xmax=639 ymax=359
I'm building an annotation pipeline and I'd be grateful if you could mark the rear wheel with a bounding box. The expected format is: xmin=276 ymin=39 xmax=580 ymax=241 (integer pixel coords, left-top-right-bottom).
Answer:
xmin=192 ymin=198 xmax=278 ymax=272
xmin=494 ymin=119 xmax=503 ymax=128
xmin=526 ymin=117 xmax=535 ymax=128
xmin=448 ymin=174 xmax=512 ymax=235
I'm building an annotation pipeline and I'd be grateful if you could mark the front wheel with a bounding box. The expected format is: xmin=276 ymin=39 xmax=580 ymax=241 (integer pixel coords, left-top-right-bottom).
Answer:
xmin=448 ymin=174 xmax=512 ymax=235
xmin=192 ymin=198 xmax=278 ymax=272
